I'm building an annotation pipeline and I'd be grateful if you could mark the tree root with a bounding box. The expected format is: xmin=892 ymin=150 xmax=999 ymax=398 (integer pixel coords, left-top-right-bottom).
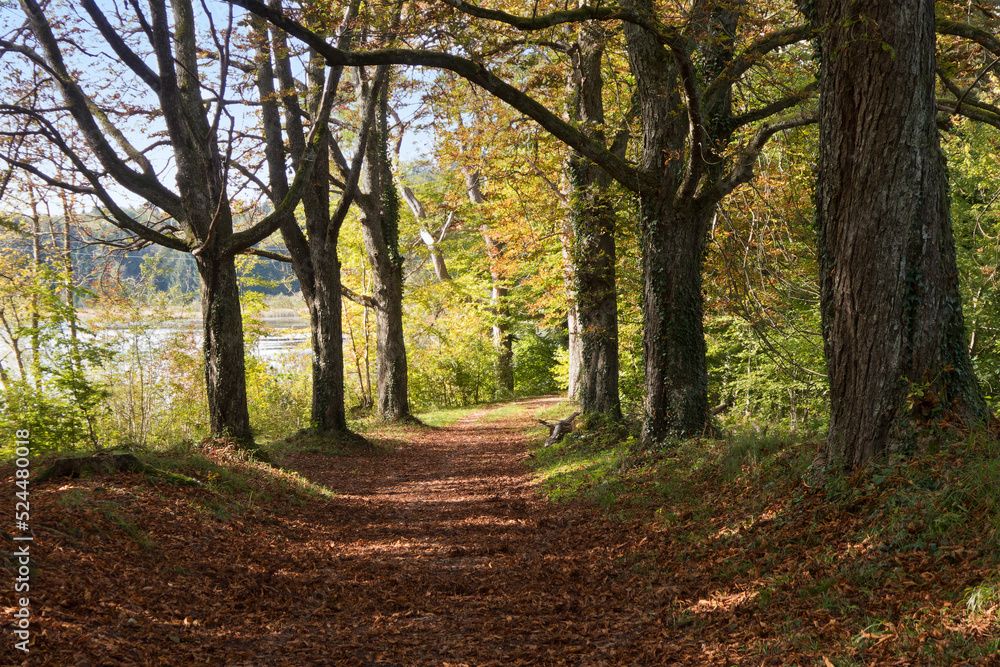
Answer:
xmin=35 ymin=452 xmax=201 ymax=487
xmin=539 ymin=412 xmax=581 ymax=447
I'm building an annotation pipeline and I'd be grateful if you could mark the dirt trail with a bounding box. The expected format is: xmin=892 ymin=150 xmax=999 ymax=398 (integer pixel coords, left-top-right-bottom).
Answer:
xmin=11 ymin=398 xmax=678 ymax=666
xmin=272 ymin=397 xmax=658 ymax=666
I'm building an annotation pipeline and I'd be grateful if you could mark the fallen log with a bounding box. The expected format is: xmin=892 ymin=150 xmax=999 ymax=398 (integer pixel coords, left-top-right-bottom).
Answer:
xmin=539 ymin=411 xmax=581 ymax=447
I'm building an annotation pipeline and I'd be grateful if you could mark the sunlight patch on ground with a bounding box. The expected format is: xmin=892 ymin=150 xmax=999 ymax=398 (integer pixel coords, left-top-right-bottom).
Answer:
xmin=687 ymin=588 xmax=760 ymax=615
xmin=713 ymin=505 xmax=781 ymax=539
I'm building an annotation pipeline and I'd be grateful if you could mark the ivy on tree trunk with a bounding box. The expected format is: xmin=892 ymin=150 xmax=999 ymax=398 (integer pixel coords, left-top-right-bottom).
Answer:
xmin=566 ymin=23 xmax=622 ymax=420
xmin=357 ymin=69 xmax=410 ymax=421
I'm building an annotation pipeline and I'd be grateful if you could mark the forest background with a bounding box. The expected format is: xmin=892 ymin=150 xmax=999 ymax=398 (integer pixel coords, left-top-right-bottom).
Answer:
xmin=0 ymin=0 xmax=998 ymax=459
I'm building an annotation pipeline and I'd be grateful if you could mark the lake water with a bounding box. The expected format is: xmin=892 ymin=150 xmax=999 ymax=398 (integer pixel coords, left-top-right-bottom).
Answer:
xmin=255 ymin=317 xmax=312 ymax=357
xmin=119 ymin=315 xmax=312 ymax=359
xmin=0 ymin=313 xmax=315 ymax=375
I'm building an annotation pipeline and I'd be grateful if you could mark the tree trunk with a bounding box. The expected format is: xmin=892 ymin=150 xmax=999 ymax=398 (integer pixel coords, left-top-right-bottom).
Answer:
xmin=568 ymin=158 xmax=621 ymax=417
xmin=624 ymin=5 xmax=712 ymax=444
xmin=358 ymin=72 xmax=410 ymax=420
xmin=640 ymin=202 xmax=713 ymax=444
xmin=373 ymin=270 xmax=408 ymax=419
xmin=814 ymin=0 xmax=988 ymax=467
xmin=482 ymin=229 xmax=515 ymax=396
xmin=307 ymin=249 xmax=348 ymax=432
xmin=403 ymin=187 xmax=453 ymax=282
xmin=255 ymin=19 xmax=353 ymax=434
xmin=566 ymin=23 xmax=621 ymax=419
xmin=195 ymin=251 xmax=253 ymax=444
xmin=29 ymin=196 xmax=42 ymax=391
xmin=560 ymin=225 xmax=583 ymax=399
xmin=490 ymin=282 xmax=515 ymax=395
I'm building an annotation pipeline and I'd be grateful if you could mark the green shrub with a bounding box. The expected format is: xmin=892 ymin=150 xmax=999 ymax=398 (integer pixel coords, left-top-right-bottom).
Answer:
xmin=513 ymin=328 xmax=560 ymax=396
xmin=0 ymin=264 xmax=110 ymax=455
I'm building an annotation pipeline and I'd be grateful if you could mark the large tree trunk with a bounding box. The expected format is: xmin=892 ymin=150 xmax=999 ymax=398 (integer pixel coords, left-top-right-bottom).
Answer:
xmin=196 ymin=251 xmax=252 ymax=444
xmin=639 ymin=202 xmax=713 ymax=444
xmin=307 ymin=250 xmax=348 ymax=432
xmin=566 ymin=24 xmax=621 ymax=419
xmin=358 ymin=72 xmax=410 ymax=420
xmin=815 ymin=0 xmax=988 ymax=467
xmin=624 ymin=5 xmax=712 ymax=445
xmin=274 ymin=210 xmax=349 ymax=434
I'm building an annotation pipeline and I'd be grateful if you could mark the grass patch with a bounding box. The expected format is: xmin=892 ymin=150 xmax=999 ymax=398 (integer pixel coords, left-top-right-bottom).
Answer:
xmin=100 ymin=508 xmax=156 ymax=551
xmin=15 ymin=435 xmax=343 ymax=567
xmin=143 ymin=439 xmax=339 ymax=504
xmin=479 ymin=403 xmax=531 ymax=423
xmin=413 ymin=396 xmax=575 ymax=428
xmin=56 ymin=487 xmax=91 ymax=509
xmin=531 ymin=411 xmax=634 ymax=505
xmin=416 ymin=405 xmax=486 ymax=427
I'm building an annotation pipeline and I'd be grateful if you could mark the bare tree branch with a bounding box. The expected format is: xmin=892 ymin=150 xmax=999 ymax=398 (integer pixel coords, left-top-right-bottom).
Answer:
xmin=226 ymin=0 xmax=644 ymax=192
xmin=696 ymin=111 xmax=817 ymax=210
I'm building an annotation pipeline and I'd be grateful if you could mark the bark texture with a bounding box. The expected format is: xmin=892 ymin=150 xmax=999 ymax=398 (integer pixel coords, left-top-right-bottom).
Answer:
xmin=566 ymin=24 xmax=621 ymax=419
xmin=307 ymin=252 xmax=349 ymax=432
xmin=624 ymin=5 xmax=706 ymax=445
xmin=299 ymin=50 xmax=350 ymax=434
xmin=638 ymin=200 xmax=714 ymax=445
xmin=623 ymin=0 xmax=741 ymax=445
xmin=197 ymin=251 xmax=252 ymax=443
xmin=357 ymin=73 xmax=410 ymax=420
xmin=814 ymin=0 xmax=987 ymax=467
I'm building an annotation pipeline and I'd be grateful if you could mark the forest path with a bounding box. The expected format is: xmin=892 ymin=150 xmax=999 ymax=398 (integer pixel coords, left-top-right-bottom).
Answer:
xmin=270 ymin=396 xmax=661 ymax=666
xmin=17 ymin=398 xmax=685 ymax=667
xmin=19 ymin=398 xmax=998 ymax=665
